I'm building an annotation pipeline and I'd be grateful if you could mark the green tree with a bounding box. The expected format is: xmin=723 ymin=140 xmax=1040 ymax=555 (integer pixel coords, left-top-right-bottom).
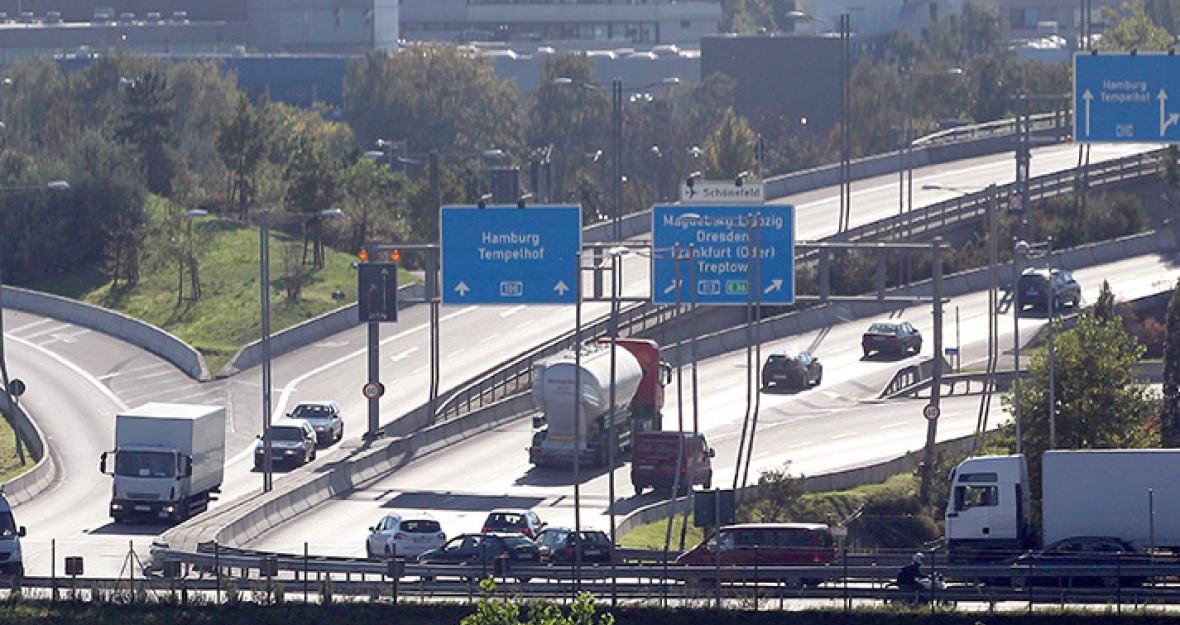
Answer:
xmin=217 ymin=94 xmax=268 ymax=219
xmin=343 ymin=44 xmax=523 ymax=159
xmin=1002 ymin=314 xmax=1158 ymax=498
xmin=922 ymin=0 xmax=1006 ymax=63
xmin=115 ymin=70 xmax=178 ymax=197
xmin=703 ymin=108 xmax=757 ymax=178
xmin=1144 ymin=0 xmax=1180 ymax=36
xmin=1100 ymin=1 xmax=1174 ymax=51
xmin=337 ymin=157 xmax=407 ymax=251
xmin=1163 ymin=278 xmax=1180 ymax=447
xmin=1092 ymin=280 xmax=1117 ymax=322
xmin=527 ymin=52 xmax=609 ymax=212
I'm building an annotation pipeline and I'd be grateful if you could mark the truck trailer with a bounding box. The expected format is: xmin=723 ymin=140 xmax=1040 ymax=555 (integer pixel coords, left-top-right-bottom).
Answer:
xmin=100 ymin=403 xmax=226 ymax=524
xmin=945 ymin=450 xmax=1180 ymax=562
xmin=528 ymin=339 xmax=669 ymax=468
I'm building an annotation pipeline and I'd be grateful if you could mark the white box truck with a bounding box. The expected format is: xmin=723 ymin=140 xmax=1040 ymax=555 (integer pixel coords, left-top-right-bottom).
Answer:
xmin=945 ymin=450 xmax=1180 ymax=562
xmin=100 ymin=403 xmax=225 ymax=524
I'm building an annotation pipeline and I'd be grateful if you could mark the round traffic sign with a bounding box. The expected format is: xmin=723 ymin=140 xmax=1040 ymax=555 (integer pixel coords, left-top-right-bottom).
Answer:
xmin=923 ymin=403 xmax=940 ymax=421
xmin=362 ymin=381 xmax=384 ymax=400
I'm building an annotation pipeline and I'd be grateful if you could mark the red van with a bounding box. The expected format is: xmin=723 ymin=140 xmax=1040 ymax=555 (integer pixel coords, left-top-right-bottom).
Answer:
xmin=630 ymin=431 xmax=713 ymax=496
xmin=675 ymin=523 xmax=837 ymax=585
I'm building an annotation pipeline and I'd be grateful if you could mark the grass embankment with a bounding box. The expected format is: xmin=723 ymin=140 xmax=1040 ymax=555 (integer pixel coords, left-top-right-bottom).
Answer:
xmin=0 ymin=418 xmax=33 ymax=482
xmin=28 ymin=199 xmax=411 ymax=375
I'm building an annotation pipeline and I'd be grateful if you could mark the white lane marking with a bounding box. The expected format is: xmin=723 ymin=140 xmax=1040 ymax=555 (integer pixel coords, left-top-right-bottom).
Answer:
xmin=499 ymin=305 xmax=525 ymax=318
xmin=480 ymin=333 xmax=499 ymax=344
xmin=390 ymin=347 xmax=419 ymax=362
xmin=7 ymin=335 xmax=127 ymax=411
xmin=787 ymin=441 xmax=811 ymax=449
xmin=830 ymin=431 xmax=858 ymax=440
xmin=19 ymin=324 xmax=75 ymax=341
xmin=879 ymin=421 xmax=909 ymax=430
xmin=9 ymin=318 xmax=53 ymax=334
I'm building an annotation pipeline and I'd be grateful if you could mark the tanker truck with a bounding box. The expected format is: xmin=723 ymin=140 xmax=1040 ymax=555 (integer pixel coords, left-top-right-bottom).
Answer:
xmin=528 ymin=338 xmax=670 ymax=468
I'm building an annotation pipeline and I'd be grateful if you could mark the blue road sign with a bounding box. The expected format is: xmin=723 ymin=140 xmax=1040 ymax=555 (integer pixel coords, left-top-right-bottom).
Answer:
xmin=441 ymin=205 xmax=581 ymax=305
xmin=1074 ymin=52 xmax=1180 ymax=143
xmin=651 ymin=205 xmax=795 ymax=306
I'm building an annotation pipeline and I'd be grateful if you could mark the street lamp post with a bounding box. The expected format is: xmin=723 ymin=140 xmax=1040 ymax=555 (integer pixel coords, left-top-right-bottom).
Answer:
xmin=555 ymin=76 xmax=679 ymax=240
xmin=605 ymin=244 xmax=629 ymax=606
xmin=181 ymin=209 xmax=209 ymax=301
xmin=900 ymin=68 xmax=964 ymax=219
xmin=1013 ymin=238 xmax=1028 ymax=454
xmin=257 ymin=208 xmax=343 ymax=492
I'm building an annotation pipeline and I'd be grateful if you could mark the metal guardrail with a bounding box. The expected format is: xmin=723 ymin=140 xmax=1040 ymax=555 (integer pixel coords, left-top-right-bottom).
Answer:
xmin=430 ymin=149 xmax=1165 ymax=423
xmin=136 ymin=545 xmax=1180 ymax=605
xmin=831 ymin=148 xmax=1161 ymax=245
xmin=912 ymin=110 xmax=1072 ymax=147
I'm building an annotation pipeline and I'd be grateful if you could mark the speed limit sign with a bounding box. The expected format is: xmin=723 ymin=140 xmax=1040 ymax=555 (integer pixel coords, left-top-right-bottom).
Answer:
xmin=923 ymin=403 xmax=940 ymax=421
xmin=362 ymin=381 xmax=384 ymax=400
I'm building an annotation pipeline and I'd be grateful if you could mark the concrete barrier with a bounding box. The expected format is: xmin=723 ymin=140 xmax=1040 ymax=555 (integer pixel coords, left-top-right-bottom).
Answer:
xmin=0 ymin=394 xmax=54 ymax=507
xmin=3 ymin=285 xmax=209 ymax=381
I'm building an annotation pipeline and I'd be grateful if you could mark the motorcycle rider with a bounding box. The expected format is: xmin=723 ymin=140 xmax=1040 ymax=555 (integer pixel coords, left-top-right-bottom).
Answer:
xmin=896 ymin=552 xmax=935 ymax=591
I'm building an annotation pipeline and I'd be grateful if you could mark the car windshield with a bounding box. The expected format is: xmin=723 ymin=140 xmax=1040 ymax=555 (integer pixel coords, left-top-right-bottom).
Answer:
xmin=402 ymin=519 xmax=441 ymax=533
xmin=114 ymin=450 xmax=176 ymax=478
xmin=270 ymin=426 xmax=305 ymax=441
xmin=868 ymin=323 xmax=897 ymax=334
xmin=488 ymin=513 xmax=524 ymax=526
xmin=291 ymin=405 xmax=333 ymax=421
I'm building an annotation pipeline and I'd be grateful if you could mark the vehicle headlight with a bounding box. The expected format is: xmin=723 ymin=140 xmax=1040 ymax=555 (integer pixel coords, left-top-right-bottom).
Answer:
xmin=284 ymin=449 xmax=296 ymax=456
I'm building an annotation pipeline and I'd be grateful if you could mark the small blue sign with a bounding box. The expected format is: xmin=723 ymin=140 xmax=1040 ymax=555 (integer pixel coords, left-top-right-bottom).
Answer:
xmin=1074 ymin=53 xmax=1180 ymax=143
xmin=651 ymin=205 xmax=795 ymax=306
xmin=441 ymin=205 xmax=581 ymax=305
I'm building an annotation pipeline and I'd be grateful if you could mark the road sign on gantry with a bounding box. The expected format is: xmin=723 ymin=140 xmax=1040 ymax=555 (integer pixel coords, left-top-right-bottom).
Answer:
xmin=651 ymin=205 xmax=795 ymax=306
xmin=358 ymin=262 xmax=398 ymax=322
xmin=441 ymin=205 xmax=581 ymax=304
xmin=1074 ymin=52 xmax=1180 ymax=143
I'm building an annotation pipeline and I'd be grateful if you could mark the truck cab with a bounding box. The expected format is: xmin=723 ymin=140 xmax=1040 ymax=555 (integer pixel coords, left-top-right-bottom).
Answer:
xmin=944 ymin=455 xmax=1032 ymax=562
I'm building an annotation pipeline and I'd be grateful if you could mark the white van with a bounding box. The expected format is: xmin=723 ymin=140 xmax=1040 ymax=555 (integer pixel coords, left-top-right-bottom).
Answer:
xmin=0 ymin=493 xmax=26 ymax=577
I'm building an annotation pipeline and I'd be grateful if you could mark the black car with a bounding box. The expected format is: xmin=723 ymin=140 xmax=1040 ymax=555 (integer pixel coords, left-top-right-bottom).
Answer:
xmin=761 ymin=350 xmax=822 ymax=390
xmin=1016 ymin=267 xmax=1081 ymax=312
xmin=535 ymin=527 xmax=616 ymax=564
xmin=289 ymin=400 xmax=344 ymax=445
xmin=253 ymin=418 xmax=317 ymax=470
xmin=1013 ymin=536 xmax=1152 ymax=588
xmin=861 ymin=321 xmax=922 ymax=358
xmin=417 ymin=532 xmax=542 ymax=581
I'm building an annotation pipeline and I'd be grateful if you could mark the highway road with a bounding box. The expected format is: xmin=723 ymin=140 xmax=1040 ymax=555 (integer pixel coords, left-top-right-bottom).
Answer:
xmin=0 ymin=140 xmax=1165 ymax=576
xmin=247 ymin=253 xmax=1180 ymax=557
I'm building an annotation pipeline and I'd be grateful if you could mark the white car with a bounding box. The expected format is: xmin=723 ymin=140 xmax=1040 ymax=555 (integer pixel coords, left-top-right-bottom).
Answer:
xmin=366 ymin=512 xmax=446 ymax=559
